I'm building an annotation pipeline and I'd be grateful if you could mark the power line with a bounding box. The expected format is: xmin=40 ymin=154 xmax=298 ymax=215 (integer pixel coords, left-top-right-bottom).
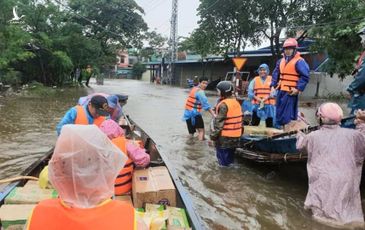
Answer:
xmin=145 ymin=0 xmax=166 ymax=14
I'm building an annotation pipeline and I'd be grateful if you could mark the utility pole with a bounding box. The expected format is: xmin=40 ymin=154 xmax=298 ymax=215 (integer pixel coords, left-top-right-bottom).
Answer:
xmin=168 ymin=0 xmax=178 ymax=85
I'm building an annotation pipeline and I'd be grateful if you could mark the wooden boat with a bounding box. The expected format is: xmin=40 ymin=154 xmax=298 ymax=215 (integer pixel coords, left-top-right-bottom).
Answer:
xmin=0 ymin=116 xmax=203 ymax=230
xmin=237 ymin=117 xmax=355 ymax=164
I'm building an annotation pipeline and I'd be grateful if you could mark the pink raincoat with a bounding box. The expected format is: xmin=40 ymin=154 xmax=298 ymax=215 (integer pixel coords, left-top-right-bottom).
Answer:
xmin=296 ymin=124 xmax=365 ymax=225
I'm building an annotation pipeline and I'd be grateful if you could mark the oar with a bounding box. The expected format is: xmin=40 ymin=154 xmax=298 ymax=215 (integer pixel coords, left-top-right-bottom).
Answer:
xmin=255 ymin=115 xmax=356 ymax=142
xmin=0 ymin=176 xmax=38 ymax=184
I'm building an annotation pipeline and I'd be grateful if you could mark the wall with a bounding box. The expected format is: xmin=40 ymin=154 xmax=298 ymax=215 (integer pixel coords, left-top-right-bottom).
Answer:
xmin=173 ymin=62 xmax=233 ymax=87
xmin=301 ymin=72 xmax=353 ymax=98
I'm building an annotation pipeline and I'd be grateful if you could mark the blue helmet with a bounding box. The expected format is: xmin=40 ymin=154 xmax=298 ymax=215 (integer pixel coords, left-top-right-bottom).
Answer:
xmin=257 ymin=63 xmax=270 ymax=75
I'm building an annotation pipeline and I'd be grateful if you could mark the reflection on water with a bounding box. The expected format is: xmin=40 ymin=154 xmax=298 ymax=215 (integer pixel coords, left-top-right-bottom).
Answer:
xmin=0 ymin=88 xmax=88 ymax=179
xmin=0 ymin=79 xmax=354 ymax=229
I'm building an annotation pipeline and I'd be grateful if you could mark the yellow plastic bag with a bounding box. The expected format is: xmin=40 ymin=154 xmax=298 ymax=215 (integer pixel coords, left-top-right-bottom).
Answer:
xmin=38 ymin=166 xmax=52 ymax=189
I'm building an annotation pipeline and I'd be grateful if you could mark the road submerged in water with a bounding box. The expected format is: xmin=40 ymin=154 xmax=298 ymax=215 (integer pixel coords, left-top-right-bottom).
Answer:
xmin=0 ymin=79 xmax=357 ymax=229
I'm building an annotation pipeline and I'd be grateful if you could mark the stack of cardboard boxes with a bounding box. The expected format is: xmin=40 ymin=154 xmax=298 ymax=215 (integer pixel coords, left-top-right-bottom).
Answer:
xmin=0 ymin=180 xmax=58 ymax=229
xmin=0 ymin=166 xmax=191 ymax=230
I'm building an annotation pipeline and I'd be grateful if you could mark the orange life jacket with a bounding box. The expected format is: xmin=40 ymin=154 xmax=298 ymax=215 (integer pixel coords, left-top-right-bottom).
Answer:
xmin=252 ymin=76 xmax=275 ymax=105
xmin=216 ymin=98 xmax=243 ymax=137
xmin=112 ymin=136 xmax=134 ymax=195
xmin=74 ymin=105 xmax=105 ymax=127
xmin=28 ymin=199 xmax=135 ymax=230
xmin=279 ymin=52 xmax=303 ymax=92
xmin=185 ymin=87 xmax=202 ymax=112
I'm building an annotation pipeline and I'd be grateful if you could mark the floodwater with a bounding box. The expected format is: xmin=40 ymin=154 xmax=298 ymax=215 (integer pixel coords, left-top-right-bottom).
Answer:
xmin=0 ymin=79 xmax=356 ymax=229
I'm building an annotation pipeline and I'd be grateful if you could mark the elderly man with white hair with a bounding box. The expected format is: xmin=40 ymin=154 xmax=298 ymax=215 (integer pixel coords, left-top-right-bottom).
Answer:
xmin=296 ymin=103 xmax=365 ymax=227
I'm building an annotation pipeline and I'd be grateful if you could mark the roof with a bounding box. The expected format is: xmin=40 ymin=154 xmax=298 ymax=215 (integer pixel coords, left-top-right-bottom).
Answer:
xmin=143 ymin=39 xmax=328 ymax=71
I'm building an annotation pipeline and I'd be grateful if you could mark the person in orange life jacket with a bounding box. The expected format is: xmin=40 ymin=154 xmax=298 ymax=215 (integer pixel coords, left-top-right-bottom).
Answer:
xmin=56 ymin=95 xmax=110 ymax=135
xmin=248 ymin=63 xmax=276 ymax=127
xmin=78 ymin=93 xmax=127 ymax=122
xmin=99 ymin=119 xmax=150 ymax=195
xmin=27 ymin=125 xmax=135 ymax=230
xmin=270 ymin=38 xmax=310 ymax=127
xmin=183 ymin=77 xmax=216 ymax=140
xmin=84 ymin=64 xmax=94 ymax=87
xmin=210 ymin=81 xmax=243 ymax=166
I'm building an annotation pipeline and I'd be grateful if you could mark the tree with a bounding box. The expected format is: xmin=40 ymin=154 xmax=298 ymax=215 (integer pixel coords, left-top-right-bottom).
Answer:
xmin=132 ymin=62 xmax=146 ymax=79
xmin=255 ymin=0 xmax=305 ymax=59
xmin=0 ymin=0 xmax=149 ymax=86
xmin=307 ymin=0 xmax=365 ymax=78
xmin=139 ymin=30 xmax=167 ymax=61
xmin=0 ymin=0 xmax=34 ymax=76
xmin=68 ymin=0 xmax=147 ymax=49
xmin=195 ymin=0 xmax=261 ymax=56
xmin=193 ymin=0 xmax=365 ymax=78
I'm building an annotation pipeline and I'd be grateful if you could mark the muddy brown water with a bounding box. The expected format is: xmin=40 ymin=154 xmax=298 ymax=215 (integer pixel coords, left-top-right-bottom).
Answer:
xmin=0 ymin=79 xmax=356 ymax=229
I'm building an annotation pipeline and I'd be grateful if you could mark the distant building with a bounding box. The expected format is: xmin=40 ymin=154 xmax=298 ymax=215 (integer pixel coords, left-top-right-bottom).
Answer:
xmin=115 ymin=49 xmax=139 ymax=78
xmin=144 ymin=38 xmax=329 ymax=90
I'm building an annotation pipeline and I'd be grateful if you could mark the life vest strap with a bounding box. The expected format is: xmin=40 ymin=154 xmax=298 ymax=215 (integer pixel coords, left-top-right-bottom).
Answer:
xmin=117 ymin=172 xmax=132 ymax=178
xmin=225 ymin=114 xmax=244 ymax=120
xmin=224 ymin=120 xmax=243 ymax=125
xmin=115 ymin=178 xmax=132 ymax=187
xmin=281 ymin=72 xmax=300 ymax=77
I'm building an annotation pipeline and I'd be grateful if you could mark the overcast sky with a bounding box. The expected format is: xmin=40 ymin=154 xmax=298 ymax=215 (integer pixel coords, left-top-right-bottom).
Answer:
xmin=135 ymin=0 xmax=200 ymax=39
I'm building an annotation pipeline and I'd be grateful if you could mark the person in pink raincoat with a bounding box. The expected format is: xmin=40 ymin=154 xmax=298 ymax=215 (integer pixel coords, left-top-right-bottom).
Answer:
xmin=296 ymin=103 xmax=365 ymax=227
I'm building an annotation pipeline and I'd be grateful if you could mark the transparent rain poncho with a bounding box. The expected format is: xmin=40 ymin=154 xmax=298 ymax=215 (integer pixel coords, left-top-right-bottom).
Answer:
xmin=48 ymin=124 xmax=127 ymax=208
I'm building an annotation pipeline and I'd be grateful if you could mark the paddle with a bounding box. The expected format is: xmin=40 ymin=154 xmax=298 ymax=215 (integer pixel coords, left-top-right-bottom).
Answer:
xmin=254 ymin=115 xmax=356 ymax=142
xmin=0 ymin=176 xmax=38 ymax=184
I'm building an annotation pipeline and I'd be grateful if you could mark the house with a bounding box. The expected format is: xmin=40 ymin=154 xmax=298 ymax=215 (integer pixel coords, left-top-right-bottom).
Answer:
xmin=115 ymin=49 xmax=139 ymax=78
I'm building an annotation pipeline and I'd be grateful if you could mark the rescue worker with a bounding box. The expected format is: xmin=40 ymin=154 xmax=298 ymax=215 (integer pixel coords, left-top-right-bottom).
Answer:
xmin=27 ymin=125 xmax=135 ymax=230
xmin=116 ymin=94 xmax=128 ymax=108
xmin=182 ymin=77 xmax=216 ymax=140
xmin=99 ymin=119 xmax=150 ymax=195
xmin=56 ymin=95 xmax=109 ymax=135
xmin=78 ymin=93 xmax=125 ymax=122
xmin=347 ymin=26 xmax=365 ymax=114
xmin=248 ymin=63 xmax=276 ymax=127
xmin=84 ymin=64 xmax=94 ymax=87
xmin=210 ymin=81 xmax=243 ymax=166
xmin=270 ymin=38 xmax=310 ymax=128
xmin=296 ymin=103 xmax=365 ymax=227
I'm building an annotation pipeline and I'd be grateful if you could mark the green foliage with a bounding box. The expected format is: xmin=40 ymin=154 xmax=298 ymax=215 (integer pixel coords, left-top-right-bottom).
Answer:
xmin=190 ymin=0 xmax=365 ymax=77
xmin=0 ymin=68 xmax=22 ymax=85
xmin=308 ymin=0 xmax=365 ymax=78
xmin=0 ymin=0 xmax=148 ymax=86
xmin=138 ymin=31 xmax=167 ymax=61
xmin=193 ymin=0 xmax=261 ymax=56
xmin=49 ymin=51 xmax=73 ymax=85
xmin=132 ymin=62 xmax=146 ymax=79
xmin=27 ymin=81 xmax=59 ymax=96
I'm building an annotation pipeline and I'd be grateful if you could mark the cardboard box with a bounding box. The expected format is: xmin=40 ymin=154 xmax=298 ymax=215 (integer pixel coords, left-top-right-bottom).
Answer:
xmin=23 ymin=180 xmax=39 ymax=190
xmin=5 ymin=185 xmax=58 ymax=204
xmin=244 ymin=126 xmax=283 ymax=137
xmin=114 ymin=195 xmax=133 ymax=206
xmin=0 ymin=204 xmax=35 ymax=229
xmin=132 ymin=166 xmax=176 ymax=208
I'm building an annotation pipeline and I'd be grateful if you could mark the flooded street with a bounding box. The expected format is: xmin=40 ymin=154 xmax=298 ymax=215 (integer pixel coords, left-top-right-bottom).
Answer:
xmin=0 ymin=79 xmax=354 ymax=229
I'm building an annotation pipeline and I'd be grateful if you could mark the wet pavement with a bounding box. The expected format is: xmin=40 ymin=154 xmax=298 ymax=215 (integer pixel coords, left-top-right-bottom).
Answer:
xmin=0 ymin=79 xmax=356 ymax=229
